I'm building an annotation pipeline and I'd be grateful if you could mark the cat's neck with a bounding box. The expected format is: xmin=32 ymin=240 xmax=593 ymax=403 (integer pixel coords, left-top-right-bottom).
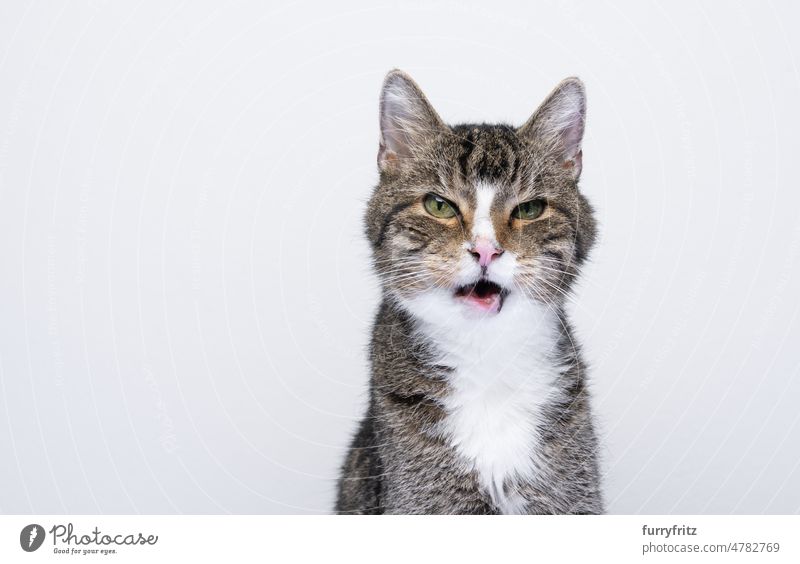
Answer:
xmin=399 ymin=289 xmax=563 ymax=376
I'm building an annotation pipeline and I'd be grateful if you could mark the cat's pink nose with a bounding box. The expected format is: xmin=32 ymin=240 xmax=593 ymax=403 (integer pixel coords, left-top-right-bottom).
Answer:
xmin=469 ymin=237 xmax=504 ymax=267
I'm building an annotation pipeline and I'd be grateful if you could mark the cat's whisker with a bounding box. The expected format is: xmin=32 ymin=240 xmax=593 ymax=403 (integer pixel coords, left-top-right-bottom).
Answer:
xmin=534 ymin=264 xmax=580 ymax=278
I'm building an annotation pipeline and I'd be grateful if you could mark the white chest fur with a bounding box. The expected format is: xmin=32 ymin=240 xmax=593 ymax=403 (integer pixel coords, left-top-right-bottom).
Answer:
xmin=402 ymin=291 xmax=563 ymax=514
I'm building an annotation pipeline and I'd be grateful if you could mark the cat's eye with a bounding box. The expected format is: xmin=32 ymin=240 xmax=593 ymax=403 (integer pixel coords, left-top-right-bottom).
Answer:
xmin=423 ymin=193 xmax=458 ymax=219
xmin=511 ymin=199 xmax=546 ymax=220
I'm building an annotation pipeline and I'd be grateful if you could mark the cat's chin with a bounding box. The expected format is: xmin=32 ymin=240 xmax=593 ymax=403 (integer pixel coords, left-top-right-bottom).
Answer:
xmin=454 ymin=279 xmax=507 ymax=315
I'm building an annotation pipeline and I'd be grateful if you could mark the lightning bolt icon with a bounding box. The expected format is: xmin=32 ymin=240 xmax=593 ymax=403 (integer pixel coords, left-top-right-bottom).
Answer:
xmin=28 ymin=526 xmax=38 ymax=548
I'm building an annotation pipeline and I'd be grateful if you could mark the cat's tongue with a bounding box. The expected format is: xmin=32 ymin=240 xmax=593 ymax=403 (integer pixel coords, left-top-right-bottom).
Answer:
xmin=455 ymin=280 xmax=504 ymax=314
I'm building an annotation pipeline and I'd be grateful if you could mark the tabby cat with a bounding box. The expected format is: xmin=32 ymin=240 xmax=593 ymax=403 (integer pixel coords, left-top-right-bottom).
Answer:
xmin=336 ymin=70 xmax=602 ymax=514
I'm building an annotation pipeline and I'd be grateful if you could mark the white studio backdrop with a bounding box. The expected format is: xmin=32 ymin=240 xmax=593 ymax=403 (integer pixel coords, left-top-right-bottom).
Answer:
xmin=0 ymin=0 xmax=798 ymax=514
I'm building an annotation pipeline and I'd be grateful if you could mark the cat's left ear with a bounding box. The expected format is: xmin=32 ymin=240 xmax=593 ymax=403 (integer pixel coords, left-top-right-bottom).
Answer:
xmin=518 ymin=77 xmax=586 ymax=180
xmin=378 ymin=70 xmax=445 ymax=171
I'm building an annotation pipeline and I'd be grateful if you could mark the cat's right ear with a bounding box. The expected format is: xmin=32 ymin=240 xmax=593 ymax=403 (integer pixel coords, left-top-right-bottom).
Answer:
xmin=518 ymin=77 xmax=586 ymax=180
xmin=378 ymin=70 xmax=444 ymax=171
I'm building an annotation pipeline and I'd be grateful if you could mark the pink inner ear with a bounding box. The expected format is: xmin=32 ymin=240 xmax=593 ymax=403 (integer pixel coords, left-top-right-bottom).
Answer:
xmin=562 ymin=150 xmax=583 ymax=179
xmin=377 ymin=143 xmax=400 ymax=170
xmin=559 ymin=110 xmax=584 ymax=160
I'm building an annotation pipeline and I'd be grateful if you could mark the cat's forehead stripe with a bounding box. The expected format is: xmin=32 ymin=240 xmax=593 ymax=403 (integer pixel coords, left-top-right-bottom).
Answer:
xmin=451 ymin=124 xmax=521 ymax=185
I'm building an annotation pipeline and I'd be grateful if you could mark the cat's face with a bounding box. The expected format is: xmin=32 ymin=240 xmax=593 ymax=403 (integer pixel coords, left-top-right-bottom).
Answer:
xmin=364 ymin=71 xmax=596 ymax=321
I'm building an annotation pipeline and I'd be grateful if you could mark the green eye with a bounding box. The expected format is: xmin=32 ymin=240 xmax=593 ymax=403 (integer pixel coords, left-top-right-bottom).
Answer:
xmin=512 ymin=199 xmax=546 ymax=220
xmin=423 ymin=193 xmax=458 ymax=219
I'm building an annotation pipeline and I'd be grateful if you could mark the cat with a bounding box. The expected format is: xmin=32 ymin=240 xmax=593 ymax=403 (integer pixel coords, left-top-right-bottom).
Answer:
xmin=335 ymin=70 xmax=603 ymax=514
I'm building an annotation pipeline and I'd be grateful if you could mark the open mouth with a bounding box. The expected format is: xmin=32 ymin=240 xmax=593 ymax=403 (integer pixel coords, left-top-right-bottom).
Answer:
xmin=454 ymin=279 xmax=507 ymax=314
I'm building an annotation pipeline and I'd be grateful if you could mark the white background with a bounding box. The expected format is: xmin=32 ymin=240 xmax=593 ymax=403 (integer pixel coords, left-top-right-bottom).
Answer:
xmin=0 ymin=0 xmax=798 ymax=514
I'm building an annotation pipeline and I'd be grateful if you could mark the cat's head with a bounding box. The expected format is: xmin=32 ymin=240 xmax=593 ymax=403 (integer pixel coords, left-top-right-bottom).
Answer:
xmin=365 ymin=70 xmax=596 ymax=322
